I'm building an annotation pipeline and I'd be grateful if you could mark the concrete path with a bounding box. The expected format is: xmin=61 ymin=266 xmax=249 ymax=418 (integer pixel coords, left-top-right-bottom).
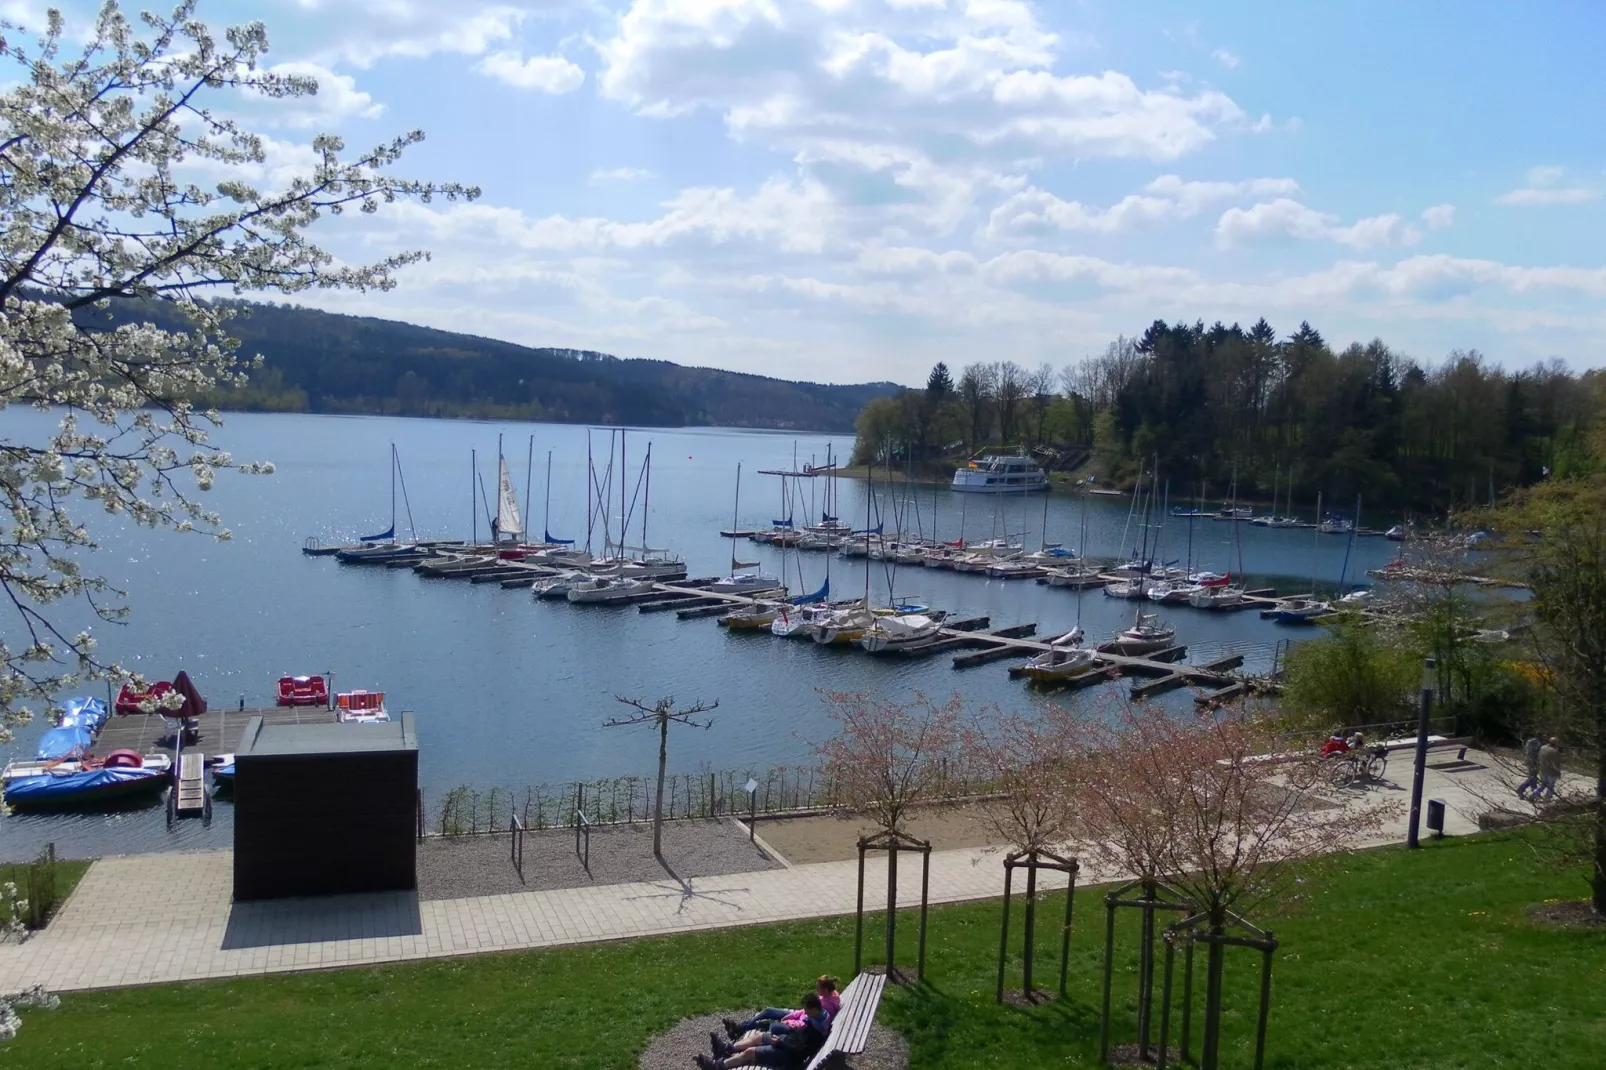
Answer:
xmin=0 ymin=752 xmax=1497 ymax=993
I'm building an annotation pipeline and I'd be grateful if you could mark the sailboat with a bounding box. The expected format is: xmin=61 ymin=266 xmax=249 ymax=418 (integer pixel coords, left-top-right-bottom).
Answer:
xmin=715 ymin=463 xmax=781 ymax=594
xmin=1266 ymin=491 xmax=1332 ymax=623
xmin=490 ymin=435 xmax=525 ymax=549
xmin=335 ymin=445 xmax=423 ymax=562
xmin=1044 ymin=484 xmax=1103 ymax=588
xmin=1191 ymin=467 xmax=1249 ymax=609
xmin=1097 ymin=612 xmax=1177 ymax=655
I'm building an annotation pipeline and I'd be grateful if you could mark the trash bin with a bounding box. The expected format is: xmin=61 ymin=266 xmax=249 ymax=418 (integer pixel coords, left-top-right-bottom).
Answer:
xmin=1426 ymin=798 xmax=1446 ymax=838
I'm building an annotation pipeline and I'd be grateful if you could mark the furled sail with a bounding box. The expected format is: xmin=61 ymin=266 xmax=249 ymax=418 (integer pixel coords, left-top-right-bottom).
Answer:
xmin=496 ymin=457 xmax=524 ymax=538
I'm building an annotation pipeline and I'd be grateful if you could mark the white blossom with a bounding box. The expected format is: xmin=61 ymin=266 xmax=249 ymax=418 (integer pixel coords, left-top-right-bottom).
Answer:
xmin=0 ymin=1 xmax=477 ymax=735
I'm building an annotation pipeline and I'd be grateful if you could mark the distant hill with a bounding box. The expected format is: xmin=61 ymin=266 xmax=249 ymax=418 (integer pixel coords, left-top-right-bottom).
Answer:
xmin=79 ymin=298 xmax=900 ymax=431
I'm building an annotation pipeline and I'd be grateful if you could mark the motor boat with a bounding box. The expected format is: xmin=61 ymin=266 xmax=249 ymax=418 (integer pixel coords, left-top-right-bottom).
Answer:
xmin=567 ymin=575 xmax=654 ymax=604
xmin=3 ymin=750 xmax=167 ymax=811
xmin=951 ymin=452 xmax=1050 ymax=493
xmin=1097 ymin=614 xmax=1177 ymax=655
xmin=276 ymin=675 xmax=329 ymax=707
xmin=1385 ymin=525 xmax=1407 ymax=541
xmin=58 ymin=696 xmax=110 ymax=733
xmin=1265 ymin=598 xmax=1331 ymax=624
xmin=2 ymin=751 xmax=169 ymax=785
xmin=1336 ymin=589 xmax=1373 ymax=606
xmin=335 ymin=689 xmax=391 ymax=723
xmin=1318 ymin=516 xmax=1355 ymax=535
xmin=859 ymin=612 xmax=946 ymax=654
xmin=1215 ymin=506 xmax=1254 ymax=520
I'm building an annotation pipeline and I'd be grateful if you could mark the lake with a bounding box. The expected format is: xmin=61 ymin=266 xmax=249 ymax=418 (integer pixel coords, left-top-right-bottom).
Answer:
xmin=0 ymin=410 xmax=1402 ymax=859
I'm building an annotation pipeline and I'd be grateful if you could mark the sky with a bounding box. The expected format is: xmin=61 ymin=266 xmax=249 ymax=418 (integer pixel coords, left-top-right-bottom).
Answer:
xmin=8 ymin=0 xmax=1606 ymax=385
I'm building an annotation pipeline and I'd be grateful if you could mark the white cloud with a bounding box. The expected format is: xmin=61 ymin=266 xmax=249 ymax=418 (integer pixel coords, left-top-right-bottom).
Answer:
xmin=589 ymin=167 xmax=654 ymax=183
xmin=1211 ymin=48 xmax=1239 ymax=69
xmin=596 ymin=0 xmax=1254 ymax=166
xmin=263 ymin=61 xmax=386 ymax=126
xmin=1216 ymin=199 xmax=1420 ymax=250
xmin=1420 ymin=204 xmax=1455 ymax=230
xmin=1495 ymin=187 xmax=1599 ymax=207
xmin=1495 ymin=165 xmax=1599 ymax=206
xmin=305 ymin=3 xmax=542 ymax=68
xmin=984 ymin=174 xmax=1297 ymax=239
xmin=475 ymin=51 xmax=586 ymax=93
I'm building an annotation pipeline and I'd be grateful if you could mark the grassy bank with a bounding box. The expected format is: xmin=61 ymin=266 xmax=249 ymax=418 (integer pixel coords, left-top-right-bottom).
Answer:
xmin=6 ymin=833 xmax=1604 ymax=1068
xmin=0 ymin=858 xmax=91 ymax=930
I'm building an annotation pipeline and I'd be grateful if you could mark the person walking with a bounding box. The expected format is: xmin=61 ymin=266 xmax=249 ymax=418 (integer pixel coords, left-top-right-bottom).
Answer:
xmin=1517 ymin=735 xmax=1543 ymax=800
xmin=1536 ymin=737 xmax=1563 ymax=802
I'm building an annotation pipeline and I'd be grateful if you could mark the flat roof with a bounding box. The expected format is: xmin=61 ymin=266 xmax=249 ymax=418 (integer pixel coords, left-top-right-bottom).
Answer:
xmin=236 ymin=711 xmax=417 ymax=757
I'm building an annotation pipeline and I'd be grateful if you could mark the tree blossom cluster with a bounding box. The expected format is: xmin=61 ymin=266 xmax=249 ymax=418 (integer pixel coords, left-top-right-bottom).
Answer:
xmin=0 ymin=2 xmax=475 ymax=735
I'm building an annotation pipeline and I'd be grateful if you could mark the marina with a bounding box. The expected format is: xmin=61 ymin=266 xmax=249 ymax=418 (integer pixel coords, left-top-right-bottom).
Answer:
xmin=0 ymin=410 xmax=1417 ymax=860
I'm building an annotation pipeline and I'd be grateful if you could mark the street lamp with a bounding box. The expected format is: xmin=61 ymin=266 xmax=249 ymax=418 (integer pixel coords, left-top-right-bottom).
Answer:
xmin=1407 ymin=656 xmax=1436 ymax=849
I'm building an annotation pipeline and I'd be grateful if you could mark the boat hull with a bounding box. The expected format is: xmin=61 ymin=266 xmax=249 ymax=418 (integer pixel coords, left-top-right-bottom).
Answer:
xmin=4 ymin=768 xmax=168 ymax=812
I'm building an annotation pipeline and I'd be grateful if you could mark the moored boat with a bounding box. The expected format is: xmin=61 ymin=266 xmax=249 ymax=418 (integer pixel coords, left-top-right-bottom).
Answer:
xmin=335 ymin=689 xmax=390 ymax=723
xmin=276 ymin=674 xmax=329 ymax=707
xmin=951 ymin=452 xmax=1050 ymax=494
xmin=1096 ymin=614 xmax=1176 ymax=655
xmin=567 ymin=575 xmax=655 ymax=604
xmin=859 ymin=612 xmax=946 ymax=654
xmin=1019 ymin=641 xmax=1098 ymax=682
xmin=4 ymin=762 xmax=167 ymax=811
xmin=1264 ymin=597 xmax=1331 ymax=624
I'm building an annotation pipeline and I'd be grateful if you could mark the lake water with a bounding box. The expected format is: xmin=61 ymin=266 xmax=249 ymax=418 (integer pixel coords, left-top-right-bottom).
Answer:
xmin=0 ymin=410 xmax=1402 ymax=859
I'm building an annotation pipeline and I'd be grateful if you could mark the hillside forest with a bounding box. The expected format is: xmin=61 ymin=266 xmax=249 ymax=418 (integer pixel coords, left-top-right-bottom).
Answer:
xmin=74 ymin=296 xmax=898 ymax=432
xmin=853 ymin=319 xmax=1605 ymax=513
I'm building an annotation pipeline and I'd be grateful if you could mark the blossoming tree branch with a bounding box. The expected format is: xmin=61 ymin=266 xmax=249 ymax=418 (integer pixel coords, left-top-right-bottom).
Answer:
xmin=0 ymin=1 xmax=476 ymax=737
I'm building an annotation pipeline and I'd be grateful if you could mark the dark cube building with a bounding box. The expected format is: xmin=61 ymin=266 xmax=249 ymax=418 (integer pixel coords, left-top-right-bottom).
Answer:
xmin=232 ymin=713 xmax=418 ymax=901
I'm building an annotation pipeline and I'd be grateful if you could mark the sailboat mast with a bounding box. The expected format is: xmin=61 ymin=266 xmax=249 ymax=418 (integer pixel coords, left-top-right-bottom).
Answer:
xmin=621 ymin=429 xmax=627 ymax=556
xmin=389 ymin=442 xmax=397 ymax=539
xmin=1311 ymin=491 xmax=1323 ymax=596
xmin=642 ymin=442 xmax=652 ymax=555
xmin=585 ymin=431 xmax=593 ymax=554
xmin=470 ymin=448 xmax=477 ymax=546
xmin=731 ymin=463 xmax=742 ymax=575
xmin=524 ymin=435 xmax=534 ymax=544
xmin=544 ymin=451 xmax=553 ymax=544
xmin=1339 ymin=493 xmax=1361 ymax=591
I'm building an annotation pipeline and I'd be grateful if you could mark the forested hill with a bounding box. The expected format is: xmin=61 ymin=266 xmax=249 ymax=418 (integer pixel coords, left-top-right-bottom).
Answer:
xmin=81 ymin=297 xmax=899 ymax=431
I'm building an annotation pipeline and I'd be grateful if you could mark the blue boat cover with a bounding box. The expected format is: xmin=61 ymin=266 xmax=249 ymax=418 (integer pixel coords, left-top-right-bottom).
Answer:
xmin=60 ymin=696 xmax=109 ymax=731
xmin=852 ymin=524 xmax=884 ymax=535
xmin=771 ymin=517 xmax=793 ymax=527
xmin=36 ymin=725 xmax=93 ymax=760
xmin=213 ymin=762 xmax=235 ymax=780
xmin=790 ymin=579 xmax=829 ymax=605
xmin=544 ymin=530 xmax=575 ymax=545
xmin=3 ymin=767 xmax=164 ymax=807
xmin=359 ymin=523 xmax=396 ymax=543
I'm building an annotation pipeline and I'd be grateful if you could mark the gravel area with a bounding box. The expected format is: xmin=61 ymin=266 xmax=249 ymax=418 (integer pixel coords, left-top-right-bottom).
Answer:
xmin=416 ymin=817 xmax=781 ymax=900
xmin=638 ymin=1010 xmax=908 ymax=1070
xmin=755 ymin=803 xmax=999 ymax=865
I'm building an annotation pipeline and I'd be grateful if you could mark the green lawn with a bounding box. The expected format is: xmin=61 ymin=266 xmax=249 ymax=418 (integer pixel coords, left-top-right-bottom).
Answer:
xmin=0 ymin=858 xmax=91 ymax=930
xmin=6 ymin=834 xmax=1604 ymax=1069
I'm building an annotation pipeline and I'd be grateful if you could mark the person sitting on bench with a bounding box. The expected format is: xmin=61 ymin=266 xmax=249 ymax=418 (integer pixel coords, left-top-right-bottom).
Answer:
xmin=697 ymin=993 xmax=829 ymax=1069
xmin=722 ymin=976 xmax=840 ymax=1040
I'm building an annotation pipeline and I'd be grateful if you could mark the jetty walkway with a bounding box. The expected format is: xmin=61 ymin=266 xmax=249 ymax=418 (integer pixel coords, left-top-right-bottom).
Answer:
xmin=0 ymin=753 xmax=1497 ymax=993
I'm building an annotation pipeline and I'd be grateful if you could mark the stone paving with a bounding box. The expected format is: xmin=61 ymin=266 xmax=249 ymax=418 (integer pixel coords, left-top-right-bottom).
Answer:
xmin=0 ymin=751 xmax=1498 ymax=993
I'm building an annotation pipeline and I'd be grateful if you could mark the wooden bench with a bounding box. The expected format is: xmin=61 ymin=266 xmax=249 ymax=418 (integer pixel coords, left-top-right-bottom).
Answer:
xmin=804 ymin=972 xmax=887 ymax=1070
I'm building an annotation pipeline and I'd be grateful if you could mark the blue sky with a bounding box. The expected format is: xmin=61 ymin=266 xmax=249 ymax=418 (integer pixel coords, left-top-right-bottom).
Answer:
xmin=12 ymin=0 xmax=1605 ymax=384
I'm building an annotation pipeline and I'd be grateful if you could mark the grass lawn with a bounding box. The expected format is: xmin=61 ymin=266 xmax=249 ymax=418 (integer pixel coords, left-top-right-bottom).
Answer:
xmin=5 ymin=833 xmax=1605 ymax=1068
xmin=0 ymin=858 xmax=91 ymax=930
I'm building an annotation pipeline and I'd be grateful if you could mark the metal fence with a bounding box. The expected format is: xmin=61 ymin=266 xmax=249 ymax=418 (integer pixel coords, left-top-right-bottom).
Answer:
xmin=424 ymin=762 xmax=986 ymax=838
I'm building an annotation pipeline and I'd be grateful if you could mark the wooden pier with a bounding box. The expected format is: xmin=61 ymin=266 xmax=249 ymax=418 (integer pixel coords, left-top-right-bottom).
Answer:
xmin=173 ymin=750 xmax=207 ymax=817
xmin=96 ymin=704 xmax=341 ymax=759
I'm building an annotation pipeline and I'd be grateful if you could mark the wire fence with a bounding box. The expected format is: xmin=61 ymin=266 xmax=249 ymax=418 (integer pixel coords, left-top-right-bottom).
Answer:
xmin=425 ymin=761 xmax=986 ymax=838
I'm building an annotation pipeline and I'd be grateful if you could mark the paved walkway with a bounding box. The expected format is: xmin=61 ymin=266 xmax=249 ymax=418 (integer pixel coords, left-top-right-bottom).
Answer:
xmin=0 ymin=752 xmax=1496 ymax=993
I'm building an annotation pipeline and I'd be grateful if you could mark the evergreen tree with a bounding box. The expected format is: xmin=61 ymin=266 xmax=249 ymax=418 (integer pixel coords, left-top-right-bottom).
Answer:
xmin=926 ymin=362 xmax=955 ymax=403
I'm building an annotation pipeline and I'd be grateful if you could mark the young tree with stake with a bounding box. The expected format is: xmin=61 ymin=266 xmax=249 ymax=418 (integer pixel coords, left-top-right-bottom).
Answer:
xmin=0 ymin=2 xmax=476 ymax=739
xmin=605 ymin=695 xmax=716 ymax=857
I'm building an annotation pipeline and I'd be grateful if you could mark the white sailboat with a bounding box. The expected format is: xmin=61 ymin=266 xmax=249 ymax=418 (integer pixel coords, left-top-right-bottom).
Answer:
xmin=859 ymin=612 xmax=945 ymax=653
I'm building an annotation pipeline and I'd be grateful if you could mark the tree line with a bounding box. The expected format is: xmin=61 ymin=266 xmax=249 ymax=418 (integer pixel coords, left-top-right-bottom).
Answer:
xmin=74 ymin=295 xmax=898 ymax=432
xmin=854 ymin=320 xmax=1604 ymax=513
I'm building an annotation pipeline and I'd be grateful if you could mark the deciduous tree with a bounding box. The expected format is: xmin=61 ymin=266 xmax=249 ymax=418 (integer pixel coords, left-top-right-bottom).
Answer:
xmin=0 ymin=2 xmax=474 ymax=736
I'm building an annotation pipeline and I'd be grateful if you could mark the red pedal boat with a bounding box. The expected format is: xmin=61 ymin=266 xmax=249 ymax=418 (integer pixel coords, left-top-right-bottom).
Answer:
xmin=114 ymin=680 xmax=173 ymax=716
xmin=276 ymin=675 xmax=330 ymax=707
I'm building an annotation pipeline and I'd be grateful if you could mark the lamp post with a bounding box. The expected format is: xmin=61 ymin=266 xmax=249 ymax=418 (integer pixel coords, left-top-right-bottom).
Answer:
xmin=1407 ymin=656 xmax=1436 ymax=849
